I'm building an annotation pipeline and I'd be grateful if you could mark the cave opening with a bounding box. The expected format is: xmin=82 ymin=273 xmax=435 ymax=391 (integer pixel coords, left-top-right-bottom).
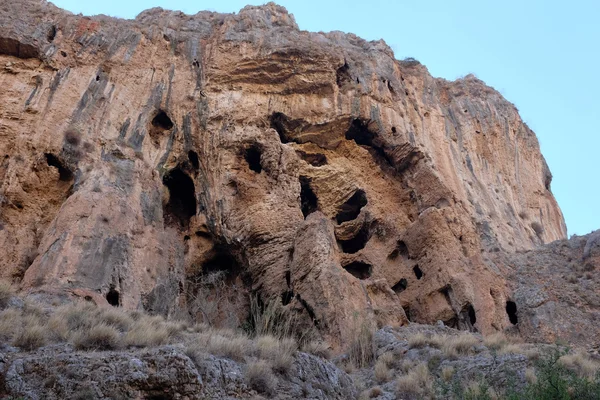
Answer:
xmin=244 ymin=144 xmax=262 ymax=173
xmin=392 ymin=278 xmax=408 ymax=293
xmin=152 ymin=110 xmax=174 ymax=131
xmin=413 ymin=265 xmax=423 ymax=280
xmin=338 ymin=224 xmax=371 ymax=254
xmin=270 ymin=112 xmax=291 ymax=143
xmin=201 ymin=247 xmax=241 ymax=281
xmin=162 ymin=168 xmax=197 ymax=227
xmin=506 ymin=301 xmax=518 ymax=325
xmin=343 ymin=261 xmax=372 ymax=280
xmin=106 ymin=288 xmax=120 ymax=307
xmin=47 ymin=25 xmax=57 ymax=42
xmin=45 ymin=153 xmax=73 ymax=181
xmin=345 ymin=119 xmax=375 ymax=147
xmin=299 ymin=176 xmax=318 ymax=218
xmin=335 ymin=189 xmax=368 ymax=224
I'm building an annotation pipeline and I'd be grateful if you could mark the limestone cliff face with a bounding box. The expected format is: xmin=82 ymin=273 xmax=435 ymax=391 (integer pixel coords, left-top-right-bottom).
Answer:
xmin=0 ymin=1 xmax=567 ymax=345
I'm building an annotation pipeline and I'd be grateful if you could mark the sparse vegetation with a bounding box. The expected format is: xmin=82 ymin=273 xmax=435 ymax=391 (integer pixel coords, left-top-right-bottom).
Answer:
xmin=246 ymin=360 xmax=276 ymax=395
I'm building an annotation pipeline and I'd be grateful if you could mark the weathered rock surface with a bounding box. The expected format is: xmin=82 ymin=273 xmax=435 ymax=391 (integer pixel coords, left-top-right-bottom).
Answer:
xmin=494 ymin=230 xmax=600 ymax=352
xmin=0 ymin=0 xmax=571 ymax=347
xmin=0 ymin=344 xmax=356 ymax=399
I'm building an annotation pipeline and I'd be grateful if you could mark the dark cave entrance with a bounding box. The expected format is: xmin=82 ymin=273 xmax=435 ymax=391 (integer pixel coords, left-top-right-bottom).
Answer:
xmin=506 ymin=301 xmax=518 ymax=325
xmin=244 ymin=144 xmax=262 ymax=173
xmin=163 ymin=168 xmax=197 ymax=227
xmin=335 ymin=190 xmax=368 ymax=224
xmin=392 ymin=278 xmax=408 ymax=293
xmin=343 ymin=261 xmax=372 ymax=280
xmin=45 ymin=153 xmax=73 ymax=181
xmin=338 ymin=224 xmax=371 ymax=254
xmin=151 ymin=110 xmax=174 ymax=131
xmin=299 ymin=176 xmax=318 ymax=218
xmin=106 ymin=288 xmax=120 ymax=307
xmin=201 ymin=247 xmax=241 ymax=282
xmin=413 ymin=265 xmax=423 ymax=280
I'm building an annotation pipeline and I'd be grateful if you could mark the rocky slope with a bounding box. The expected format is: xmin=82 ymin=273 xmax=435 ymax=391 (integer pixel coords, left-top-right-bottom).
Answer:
xmin=0 ymin=0 xmax=579 ymax=350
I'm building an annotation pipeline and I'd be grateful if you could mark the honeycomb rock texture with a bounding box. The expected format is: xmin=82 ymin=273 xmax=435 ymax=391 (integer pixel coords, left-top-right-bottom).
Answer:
xmin=0 ymin=1 xmax=569 ymax=346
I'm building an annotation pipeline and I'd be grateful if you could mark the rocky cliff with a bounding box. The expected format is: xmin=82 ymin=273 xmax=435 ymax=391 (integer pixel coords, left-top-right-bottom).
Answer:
xmin=0 ymin=0 xmax=573 ymax=347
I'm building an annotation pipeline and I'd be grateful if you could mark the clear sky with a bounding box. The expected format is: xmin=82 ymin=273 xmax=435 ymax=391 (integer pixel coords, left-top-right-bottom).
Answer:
xmin=50 ymin=0 xmax=599 ymax=236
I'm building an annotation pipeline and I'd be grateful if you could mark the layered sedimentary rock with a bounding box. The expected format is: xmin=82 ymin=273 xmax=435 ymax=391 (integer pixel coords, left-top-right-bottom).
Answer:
xmin=0 ymin=0 xmax=570 ymax=345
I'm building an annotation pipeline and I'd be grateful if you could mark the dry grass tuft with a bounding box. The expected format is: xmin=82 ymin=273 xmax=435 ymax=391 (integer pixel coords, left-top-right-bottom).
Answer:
xmin=0 ymin=308 xmax=21 ymax=340
xmin=256 ymin=335 xmax=297 ymax=373
xmin=0 ymin=280 xmax=14 ymax=309
xmin=72 ymin=323 xmax=121 ymax=350
xmin=525 ymin=367 xmax=537 ymax=384
xmin=203 ymin=332 xmax=250 ymax=361
xmin=302 ymin=340 xmax=331 ymax=359
xmin=374 ymin=352 xmax=395 ymax=383
xmin=408 ymin=332 xmax=442 ymax=349
xmin=124 ymin=316 xmax=171 ymax=347
xmin=442 ymin=333 xmax=479 ymax=358
xmin=441 ymin=365 xmax=455 ymax=382
xmin=246 ymin=360 xmax=276 ymax=395
xmin=559 ymin=351 xmax=600 ymax=379
xmin=12 ymin=316 xmax=47 ymax=351
xmin=348 ymin=318 xmax=375 ymax=368
xmin=396 ymin=363 xmax=432 ymax=396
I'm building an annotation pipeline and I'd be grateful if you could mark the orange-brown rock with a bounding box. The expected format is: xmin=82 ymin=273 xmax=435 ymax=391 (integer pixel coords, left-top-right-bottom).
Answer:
xmin=0 ymin=1 xmax=571 ymax=346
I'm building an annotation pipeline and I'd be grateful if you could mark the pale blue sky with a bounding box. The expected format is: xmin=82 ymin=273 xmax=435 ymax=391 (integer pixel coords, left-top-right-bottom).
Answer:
xmin=51 ymin=0 xmax=599 ymax=236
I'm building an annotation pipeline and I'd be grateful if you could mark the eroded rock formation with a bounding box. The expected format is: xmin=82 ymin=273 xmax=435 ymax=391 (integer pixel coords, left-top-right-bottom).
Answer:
xmin=0 ymin=0 xmax=573 ymax=346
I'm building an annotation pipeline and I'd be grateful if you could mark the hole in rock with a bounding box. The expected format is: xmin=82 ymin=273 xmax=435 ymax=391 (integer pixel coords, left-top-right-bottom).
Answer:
xmin=188 ymin=150 xmax=199 ymax=170
xmin=413 ymin=265 xmax=423 ymax=280
xmin=388 ymin=240 xmax=409 ymax=260
xmin=60 ymin=51 xmax=67 ymax=57
xmin=152 ymin=110 xmax=174 ymax=131
xmin=244 ymin=144 xmax=262 ymax=173
xmin=403 ymin=305 xmax=411 ymax=322
xmin=335 ymin=189 xmax=367 ymax=224
xmin=96 ymin=75 xmax=100 ymax=82
xmin=45 ymin=153 xmax=73 ymax=181
xmin=281 ymin=290 xmax=294 ymax=306
xmin=338 ymin=224 xmax=370 ymax=254
xmin=295 ymin=150 xmax=327 ymax=167
xmin=467 ymin=303 xmax=477 ymax=325
xmin=270 ymin=112 xmax=293 ymax=143
xmin=201 ymin=247 xmax=240 ymax=281
xmin=343 ymin=261 xmax=372 ymax=280
xmin=392 ymin=278 xmax=408 ymax=293
xmin=47 ymin=26 xmax=57 ymax=42
xmin=336 ymin=61 xmax=352 ymax=88
xmin=506 ymin=301 xmax=518 ymax=325
xmin=387 ymin=80 xmax=395 ymax=94
xmin=296 ymin=294 xmax=319 ymax=327
xmin=391 ymin=126 xmax=397 ymax=133
xmin=106 ymin=289 xmax=120 ymax=307
xmin=162 ymin=168 xmax=197 ymax=227
xmin=299 ymin=176 xmax=318 ymax=218
xmin=345 ymin=119 xmax=375 ymax=147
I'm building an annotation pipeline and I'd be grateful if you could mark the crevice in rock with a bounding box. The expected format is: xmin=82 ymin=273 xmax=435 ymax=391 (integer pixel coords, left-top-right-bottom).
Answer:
xmin=413 ymin=265 xmax=423 ymax=280
xmin=152 ymin=110 xmax=174 ymax=131
xmin=403 ymin=305 xmax=411 ymax=322
xmin=281 ymin=290 xmax=294 ymax=306
xmin=392 ymin=278 xmax=408 ymax=293
xmin=338 ymin=224 xmax=371 ymax=254
xmin=335 ymin=189 xmax=367 ymax=224
xmin=106 ymin=288 xmax=120 ymax=307
xmin=506 ymin=300 xmax=518 ymax=325
xmin=296 ymin=293 xmax=319 ymax=327
xmin=299 ymin=176 xmax=318 ymax=218
xmin=343 ymin=261 xmax=372 ymax=280
xmin=163 ymin=168 xmax=197 ymax=228
xmin=244 ymin=144 xmax=262 ymax=173
xmin=270 ymin=112 xmax=297 ymax=143
xmin=45 ymin=153 xmax=74 ymax=181
xmin=295 ymin=150 xmax=327 ymax=167
xmin=47 ymin=25 xmax=57 ymax=42
xmin=188 ymin=150 xmax=199 ymax=170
